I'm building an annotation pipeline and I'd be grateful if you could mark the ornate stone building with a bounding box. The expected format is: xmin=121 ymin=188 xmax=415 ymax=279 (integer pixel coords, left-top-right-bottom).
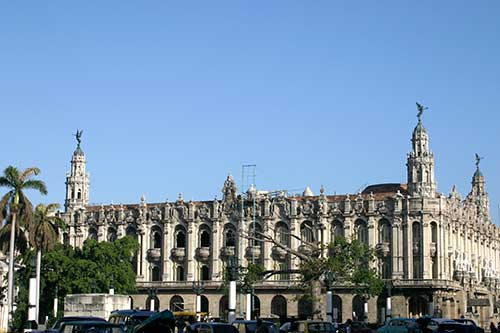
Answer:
xmin=61 ymin=114 xmax=500 ymax=327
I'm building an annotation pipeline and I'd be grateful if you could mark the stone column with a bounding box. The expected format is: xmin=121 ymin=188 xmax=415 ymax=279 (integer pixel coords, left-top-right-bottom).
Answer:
xmin=212 ymin=221 xmax=221 ymax=281
xmin=187 ymin=222 xmax=197 ymax=281
xmin=392 ymin=220 xmax=403 ymax=279
xmin=263 ymin=221 xmax=273 ymax=271
xmin=423 ymin=221 xmax=432 ymax=279
xmin=162 ymin=223 xmax=171 ymax=281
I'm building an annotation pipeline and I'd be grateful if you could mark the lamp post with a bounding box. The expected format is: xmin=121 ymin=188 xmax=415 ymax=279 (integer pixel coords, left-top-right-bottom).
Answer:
xmin=53 ymin=286 xmax=59 ymax=318
xmin=386 ymin=281 xmax=392 ymax=322
xmin=324 ymin=271 xmax=333 ymax=323
xmin=243 ymin=285 xmax=253 ymax=321
xmin=192 ymin=280 xmax=205 ymax=322
xmin=227 ymin=257 xmax=238 ymax=324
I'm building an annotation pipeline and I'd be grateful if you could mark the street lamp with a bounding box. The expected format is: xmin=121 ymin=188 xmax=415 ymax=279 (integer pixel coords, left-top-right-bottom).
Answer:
xmin=226 ymin=257 xmax=238 ymax=324
xmin=192 ymin=280 xmax=205 ymax=322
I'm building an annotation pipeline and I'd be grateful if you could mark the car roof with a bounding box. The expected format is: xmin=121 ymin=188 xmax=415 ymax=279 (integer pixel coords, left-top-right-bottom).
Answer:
xmin=61 ymin=317 xmax=107 ymax=321
xmin=111 ymin=310 xmax=156 ymax=316
xmin=61 ymin=321 xmax=120 ymax=327
xmin=232 ymin=320 xmax=275 ymax=324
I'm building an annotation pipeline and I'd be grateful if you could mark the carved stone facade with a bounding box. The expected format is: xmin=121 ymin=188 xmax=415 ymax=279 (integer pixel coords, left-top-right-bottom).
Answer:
xmin=61 ymin=116 xmax=500 ymax=326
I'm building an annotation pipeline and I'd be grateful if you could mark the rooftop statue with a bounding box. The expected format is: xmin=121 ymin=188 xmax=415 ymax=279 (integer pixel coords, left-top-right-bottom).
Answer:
xmin=416 ymin=102 xmax=428 ymax=122
xmin=74 ymin=129 xmax=83 ymax=147
xmin=475 ymin=153 xmax=483 ymax=168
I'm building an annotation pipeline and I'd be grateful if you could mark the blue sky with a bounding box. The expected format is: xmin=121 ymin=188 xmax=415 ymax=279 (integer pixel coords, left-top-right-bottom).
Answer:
xmin=1 ymin=1 xmax=499 ymax=223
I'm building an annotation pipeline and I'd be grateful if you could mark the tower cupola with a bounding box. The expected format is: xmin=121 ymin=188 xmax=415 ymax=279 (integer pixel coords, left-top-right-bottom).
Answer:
xmin=65 ymin=130 xmax=90 ymax=211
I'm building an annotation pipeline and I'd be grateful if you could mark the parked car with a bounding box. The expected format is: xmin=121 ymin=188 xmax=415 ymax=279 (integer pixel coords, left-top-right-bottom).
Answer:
xmin=377 ymin=318 xmax=421 ymax=333
xmin=192 ymin=323 xmax=239 ymax=333
xmin=49 ymin=317 xmax=107 ymax=333
xmin=58 ymin=321 xmax=124 ymax=333
xmin=453 ymin=319 xmax=484 ymax=333
xmin=108 ymin=310 xmax=157 ymax=333
xmin=415 ymin=318 xmax=472 ymax=333
xmin=232 ymin=320 xmax=278 ymax=333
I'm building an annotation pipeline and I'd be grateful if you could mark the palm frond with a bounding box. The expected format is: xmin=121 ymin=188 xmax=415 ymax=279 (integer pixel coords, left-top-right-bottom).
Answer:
xmin=4 ymin=166 xmax=20 ymax=188
xmin=22 ymin=179 xmax=48 ymax=195
xmin=20 ymin=167 xmax=41 ymax=182
xmin=18 ymin=191 xmax=34 ymax=227
xmin=0 ymin=177 xmax=14 ymax=188
xmin=0 ymin=192 xmax=12 ymax=221
xmin=46 ymin=203 xmax=60 ymax=213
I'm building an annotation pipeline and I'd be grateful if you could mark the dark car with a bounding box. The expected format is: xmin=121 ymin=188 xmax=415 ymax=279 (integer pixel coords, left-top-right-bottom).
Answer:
xmin=58 ymin=321 xmax=124 ymax=333
xmin=192 ymin=323 xmax=239 ymax=333
xmin=233 ymin=320 xmax=278 ymax=333
xmin=453 ymin=319 xmax=484 ymax=333
xmin=49 ymin=317 xmax=107 ymax=333
xmin=132 ymin=309 xmax=176 ymax=333
xmin=338 ymin=322 xmax=371 ymax=333
xmin=416 ymin=318 xmax=472 ymax=333
xmin=108 ymin=310 xmax=157 ymax=333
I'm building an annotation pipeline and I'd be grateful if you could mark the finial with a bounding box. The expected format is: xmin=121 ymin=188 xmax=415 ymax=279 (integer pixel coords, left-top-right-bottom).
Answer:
xmin=140 ymin=194 xmax=146 ymax=203
xmin=177 ymin=192 xmax=184 ymax=202
xmin=475 ymin=153 xmax=483 ymax=169
xmin=73 ymin=129 xmax=83 ymax=147
xmin=320 ymin=185 xmax=325 ymax=195
xmin=416 ymin=102 xmax=428 ymax=122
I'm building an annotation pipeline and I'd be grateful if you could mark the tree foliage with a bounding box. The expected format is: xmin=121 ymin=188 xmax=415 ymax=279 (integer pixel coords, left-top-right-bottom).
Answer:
xmin=39 ymin=236 xmax=139 ymax=322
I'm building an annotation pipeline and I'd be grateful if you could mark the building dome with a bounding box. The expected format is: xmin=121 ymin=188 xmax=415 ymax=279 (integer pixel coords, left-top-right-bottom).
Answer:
xmin=73 ymin=146 xmax=85 ymax=156
xmin=302 ymin=186 xmax=314 ymax=197
xmin=412 ymin=121 xmax=428 ymax=137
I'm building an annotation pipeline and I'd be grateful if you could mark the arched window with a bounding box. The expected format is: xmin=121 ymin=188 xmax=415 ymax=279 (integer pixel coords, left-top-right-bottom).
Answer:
xmin=201 ymin=296 xmax=209 ymax=313
xmin=352 ymin=295 xmax=366 ymax=322
xmin=378 ymin=219 xmax=391 ymax=243
xmin=225 ymin=228 xmax=236 ymax=247
xmin=275 ymin=222 xmax=290 ymax=246
xmin=151 ymin=266 xmax=161 ymax=281
xmin=219 ymin=296 xmax=228 ymax=320
xmin=300 ymin=221 xmax=314 ymax=243
xmin=271 ymin=295 xmax=287 ymax=318
xmin=200 ymin=265 xmax=210 ymax=281
xmin=88 ymin=227 xmax=98 ymax=240
xmin=176 ymin=266 xmax=185 ymax=281
xmin=249 ymin=223 xmax=263 ymax=247
xmin=170 ymin=295 xmax=184 ymax=312
xmin=253 ymin=295 xmax=261 ymax=318
xmin=175 ymin=227 xmax=186 ymax=248
xmin=298 ymin=296 xmax=313 ymax=320
xmin=151 ymin=226 xmax=162 ymax=249
xmin=200 ymin=229 xmax=211 ymax=247
xmin=146 ymin=295 xmax=159 ymax=312
xmin=412 ymin=222 xmax=422 ymax=279
xmin=332 ymin=220 xmax=344 ymax=239
xmin=107 ymin=228 xmax=117 ymax=242
xmin=355 ymin=219 xmax=368 ymax=244
xmin=77 ymin=190 xmax=82 ymax=200
xmin=126 ymin=226 xmax=137 ymax=239
xmin=332 ymin=295 xmax=342 ymax=323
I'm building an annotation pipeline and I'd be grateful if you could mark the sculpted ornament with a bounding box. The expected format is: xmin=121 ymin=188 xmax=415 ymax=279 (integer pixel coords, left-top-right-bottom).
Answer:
xmin=150 ymin=207 xmax=162 ymax=221
xmin=125 ymin=210 xmax=135 ymax=224
xmin=199 ymin=204 xmax=210 ymax=219
xmin=301 ymin=200 xmax=314 ymax=216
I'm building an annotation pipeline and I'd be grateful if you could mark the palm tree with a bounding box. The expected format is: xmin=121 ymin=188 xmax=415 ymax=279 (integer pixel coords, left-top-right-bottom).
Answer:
xmin=30 ymin=203 xmax=64 ymax=322
xmin=0 ymin=166 xmax=47 ymax=327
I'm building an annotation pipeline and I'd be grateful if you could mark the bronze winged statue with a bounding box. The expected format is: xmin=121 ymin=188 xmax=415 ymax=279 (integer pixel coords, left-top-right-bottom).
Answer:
xmin=416 ymin=102 xmax=428 ymax=121
xmin=74 ymin=129 xmax=83 ymax=146
xmin=475 ymin=153 xmax=483 ymax=168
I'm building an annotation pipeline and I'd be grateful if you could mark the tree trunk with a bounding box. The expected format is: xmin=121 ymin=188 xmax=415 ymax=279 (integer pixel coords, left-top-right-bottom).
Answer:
xmin=312 ymin=279 xmax=323 ymax=320
xmin=35 ymin=249 xmax=42 ymax=323
xmin=7 ymin=210 xmax=17 ymax=329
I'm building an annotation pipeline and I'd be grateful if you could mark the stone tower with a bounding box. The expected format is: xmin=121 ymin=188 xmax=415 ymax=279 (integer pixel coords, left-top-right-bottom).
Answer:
xmin=407 ymin=104 xmax=437 ymax=198
xmin=468 ymin=155 xmax=490 ymax=222
xmin=65 ymin=131 xmax=90 ymax=211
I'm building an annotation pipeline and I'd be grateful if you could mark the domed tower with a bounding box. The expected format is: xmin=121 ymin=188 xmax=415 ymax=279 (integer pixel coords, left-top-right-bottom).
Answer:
xmin=469 ymin=154 xmax=489 ymax=220
xmin=65 ymin=130 xmax=90 ymax=211
xmin=407 ymin=103 xmax=437 ymax=198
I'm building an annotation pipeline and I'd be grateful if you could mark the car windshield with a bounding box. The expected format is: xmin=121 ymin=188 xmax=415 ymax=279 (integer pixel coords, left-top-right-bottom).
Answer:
xmin=213 ymin=325 xmax=237 ymax=333
xmin=243 ymin=323 xmax=275 ymax=333
xmin=129 ymin=315 xmax=151 ymax=326
xmin=307 ymin=323 xmax=335 ymax=333
xmin=62 ymin=324 xmax=123 ymax=333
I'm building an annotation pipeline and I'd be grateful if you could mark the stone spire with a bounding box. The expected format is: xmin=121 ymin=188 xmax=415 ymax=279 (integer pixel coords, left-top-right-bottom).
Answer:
xmin=471 ymin=154 xmax=487 ymax=197
xmin=65 ymin=130 xmax=90 ymax=211
xmin=407 ymin=103 xmax=437 ymax=198
xmin=468 ymin=154 xmax=490 ymax=223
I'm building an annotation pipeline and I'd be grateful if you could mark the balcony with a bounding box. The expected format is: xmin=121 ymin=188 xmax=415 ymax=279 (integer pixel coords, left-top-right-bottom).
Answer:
xmin=171 ymin=247 xmax=186 ymax=263
xmin=219 ymin=246 xmax=236 ymax=259
xmin=298 ymin=244 xmax=319 ymax=257
xmin=271 ymin=246 xmax=288 ymax=262
xmin=245 ymin=246 xmax=261 ymax=260
xmin=147 ymin=248 xmax=162 ymax=262
xmin=195 ymin=247 xmax=211 ymax=262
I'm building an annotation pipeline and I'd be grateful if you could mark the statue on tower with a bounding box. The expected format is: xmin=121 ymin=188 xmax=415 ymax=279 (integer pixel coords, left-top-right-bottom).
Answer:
xmin=416 ymin=102 xmax=428 ymax=122
xmin=74 ymin=129 xmax=83 ymax=147
xmin=475 ymin=153 xmax=483 ymax=168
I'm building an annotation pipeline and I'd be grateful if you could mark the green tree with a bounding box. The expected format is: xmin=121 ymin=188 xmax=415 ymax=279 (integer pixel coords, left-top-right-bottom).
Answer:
xmin=250 ymin=230 xmax=384 ymax=320
xmin=40 ymin=236 xmax=139 ymax=321
xmin=29 ymin=203 xmax=65 ymax=323
xmin=0 ymin=166 xmax=47 ymax=326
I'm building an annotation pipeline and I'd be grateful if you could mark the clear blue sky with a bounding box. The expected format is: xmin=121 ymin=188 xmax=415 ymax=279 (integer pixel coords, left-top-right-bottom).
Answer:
xmin=1 ymin=1 xmax=499 ymax=223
